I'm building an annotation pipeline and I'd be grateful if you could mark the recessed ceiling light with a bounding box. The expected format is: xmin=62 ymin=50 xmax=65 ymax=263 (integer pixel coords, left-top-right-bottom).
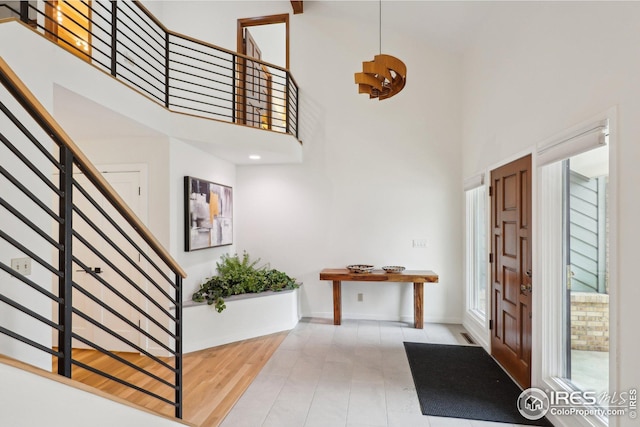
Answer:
xmin=249 ymin=154 xmax=261 ymax=160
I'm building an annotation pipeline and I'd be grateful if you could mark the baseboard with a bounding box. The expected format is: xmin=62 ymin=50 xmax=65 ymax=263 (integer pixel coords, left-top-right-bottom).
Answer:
xmin=307 ymin=312 xmax=462 ymax=325
xmin=184 ymin=321 xmax=297 ymax=354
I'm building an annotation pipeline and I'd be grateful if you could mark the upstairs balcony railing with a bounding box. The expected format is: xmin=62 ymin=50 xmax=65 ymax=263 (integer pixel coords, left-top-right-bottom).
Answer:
xmin=1 ymin=0 xmax=299 ymax=139
xmin=0 ymin=58 xmax=186 ymax=418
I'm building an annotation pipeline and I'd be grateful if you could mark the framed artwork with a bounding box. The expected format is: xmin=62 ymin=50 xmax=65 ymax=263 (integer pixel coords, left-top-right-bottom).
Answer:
xmin=184 ymin=176 xmax=233 ymax=251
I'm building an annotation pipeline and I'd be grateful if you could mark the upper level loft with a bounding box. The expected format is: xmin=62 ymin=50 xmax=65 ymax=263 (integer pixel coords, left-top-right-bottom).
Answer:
xmin=0 ymin=0 xmax=302 ymax=165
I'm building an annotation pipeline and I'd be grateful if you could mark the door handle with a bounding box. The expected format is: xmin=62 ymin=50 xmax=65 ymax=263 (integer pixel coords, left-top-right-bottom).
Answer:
xmin=521 ymin=269 xmax=532 ymax=294
xmin=75 ymin=267 xmax=103 ymax=274
xmin=520 ymin=284 xmax=532 ymax=294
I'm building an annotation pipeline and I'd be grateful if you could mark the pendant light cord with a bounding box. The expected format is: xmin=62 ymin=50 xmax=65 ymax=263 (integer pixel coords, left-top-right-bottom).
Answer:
xmin=379 ymin=0 xmax=382 ymax=55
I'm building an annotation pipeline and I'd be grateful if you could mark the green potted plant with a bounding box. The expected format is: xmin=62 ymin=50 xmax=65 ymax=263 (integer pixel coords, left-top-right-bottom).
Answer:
xmin=192 ymin=252 xmax=299 ymax=312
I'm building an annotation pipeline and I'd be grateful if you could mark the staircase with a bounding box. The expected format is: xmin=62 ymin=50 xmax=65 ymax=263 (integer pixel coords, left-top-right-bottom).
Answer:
xmin=0 ymin=49 xmax=185 ymax=420
xmin=0 ymin=1 xmax=303 ymax=421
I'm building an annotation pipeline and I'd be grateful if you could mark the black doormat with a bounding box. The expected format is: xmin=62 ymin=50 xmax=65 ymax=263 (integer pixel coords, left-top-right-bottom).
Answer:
xmin=404 ymin=342 xmax=553 ymax=426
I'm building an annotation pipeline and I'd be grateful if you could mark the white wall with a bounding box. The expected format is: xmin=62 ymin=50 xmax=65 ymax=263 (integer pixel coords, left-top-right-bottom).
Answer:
xmin=146 ymin=1 xmax=287 ymax=51
xmin=168 ymin=137 xmax=237 ymax=299
xmin=0 ymin=360 xmax=188 ymax=427
xmin=250 ymin=1 xmax=464 ymax=324
xmin=0 ymin=80 xmax=54 ymax=370
xmin=63 ymin=135 xmax=171 ymax=248
xmin=156 ymin=1 xmax=465 ymax=324
xmin=461 ymin=3 xmax=640 ymax=427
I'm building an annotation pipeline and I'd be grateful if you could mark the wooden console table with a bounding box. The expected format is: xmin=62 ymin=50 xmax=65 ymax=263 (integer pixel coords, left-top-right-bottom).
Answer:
xmin=319 ymin=269 xmax=439 ymax=329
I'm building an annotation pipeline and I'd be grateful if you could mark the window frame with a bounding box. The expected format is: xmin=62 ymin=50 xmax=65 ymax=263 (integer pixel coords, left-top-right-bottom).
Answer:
xmin=535 ymin=109 xmax=617 ymax=427
xmin=463 ymin=177 xmax=490 ymax=347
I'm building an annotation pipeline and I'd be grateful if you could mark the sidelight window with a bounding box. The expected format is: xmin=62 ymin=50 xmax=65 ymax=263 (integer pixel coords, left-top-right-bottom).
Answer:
xmin=465 ymin=180 xmax=488 ymax=318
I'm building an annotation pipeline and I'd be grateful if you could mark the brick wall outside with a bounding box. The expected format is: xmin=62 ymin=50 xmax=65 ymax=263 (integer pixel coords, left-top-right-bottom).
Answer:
xmin=571 ymin=292 xmax=609 ymax=351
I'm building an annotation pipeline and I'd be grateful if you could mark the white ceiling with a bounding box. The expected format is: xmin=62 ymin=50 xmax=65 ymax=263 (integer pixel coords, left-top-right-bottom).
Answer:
xmin=304 ymin=0 xmax=494 ymax=53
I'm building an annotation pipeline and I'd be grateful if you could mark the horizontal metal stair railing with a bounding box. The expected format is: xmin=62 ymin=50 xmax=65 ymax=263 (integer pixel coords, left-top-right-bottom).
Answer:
xmin=0 ymin=0 xmax=300 ymax=139
xmin=0 ymin=57 xmax=186 ymax=419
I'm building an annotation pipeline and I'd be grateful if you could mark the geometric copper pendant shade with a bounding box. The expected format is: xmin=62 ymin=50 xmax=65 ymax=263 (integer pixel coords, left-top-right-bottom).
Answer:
xmin=354 ymin=0 xmax=406 ymax=100
xmin=354 ymin=54 xmax=407 ymax=100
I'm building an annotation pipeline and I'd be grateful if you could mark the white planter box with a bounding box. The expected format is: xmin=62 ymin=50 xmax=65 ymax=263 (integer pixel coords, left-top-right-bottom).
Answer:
xmin=182 ymin=288 xmax=300 ymax=353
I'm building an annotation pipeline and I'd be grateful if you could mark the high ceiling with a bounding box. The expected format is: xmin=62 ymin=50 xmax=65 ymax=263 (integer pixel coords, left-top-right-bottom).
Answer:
xmin=303 ymin=1 xmax=494 ymax=53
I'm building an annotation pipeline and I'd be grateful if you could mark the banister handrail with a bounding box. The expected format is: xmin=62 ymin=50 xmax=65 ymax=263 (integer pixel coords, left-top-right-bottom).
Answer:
xmin=167 ymin=31 xmax=289 ymax=76
xmin=128 ymin=0 xmax=169 ymax=33
xmin=167 ymin=29 xmax=292 ymax=75
xmin=0 ymin=57 xmax=186 ymax=279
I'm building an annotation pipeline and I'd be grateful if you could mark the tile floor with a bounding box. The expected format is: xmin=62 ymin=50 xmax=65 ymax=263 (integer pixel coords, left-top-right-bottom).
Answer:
xmin=221 ymin=319 xmax=541 ymax=427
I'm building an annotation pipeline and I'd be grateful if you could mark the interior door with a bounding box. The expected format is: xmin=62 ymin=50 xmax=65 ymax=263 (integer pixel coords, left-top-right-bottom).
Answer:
xmin=72 ymin=171 xmax=142 ymax=353
xmin=490 ymin=154 xmax=532 ymax=389
xmin=243 ymin=28 xmax=268 ymax=128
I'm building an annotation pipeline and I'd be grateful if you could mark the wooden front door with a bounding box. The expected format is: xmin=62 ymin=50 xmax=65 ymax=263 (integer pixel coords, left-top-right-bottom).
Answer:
xmin=490 ymin=154 xmax=532 ymax=389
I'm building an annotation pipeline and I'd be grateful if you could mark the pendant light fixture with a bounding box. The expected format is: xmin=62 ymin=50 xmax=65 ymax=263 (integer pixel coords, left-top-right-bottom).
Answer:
xmin=354 ymin=0 xmax=407 ymax=100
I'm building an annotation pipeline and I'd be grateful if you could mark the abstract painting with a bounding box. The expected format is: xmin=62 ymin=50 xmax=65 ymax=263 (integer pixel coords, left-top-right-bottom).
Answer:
xmin=184 ymin=176 xmax=233 ymax=251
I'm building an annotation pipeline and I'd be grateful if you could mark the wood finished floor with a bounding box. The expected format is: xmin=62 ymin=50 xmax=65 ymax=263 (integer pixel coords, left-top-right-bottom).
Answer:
xmin=52 ymin=331 xmax=288 ymax=427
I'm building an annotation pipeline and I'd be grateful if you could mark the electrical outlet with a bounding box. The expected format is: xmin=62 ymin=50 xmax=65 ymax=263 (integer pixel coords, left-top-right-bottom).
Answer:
xmin=10 ymin=257 xmax=32 ymax=276
xmin=357 ymin=293 xmax=363 ymax=302
xmin=412 ymin=239 xmax=428 ymax=248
